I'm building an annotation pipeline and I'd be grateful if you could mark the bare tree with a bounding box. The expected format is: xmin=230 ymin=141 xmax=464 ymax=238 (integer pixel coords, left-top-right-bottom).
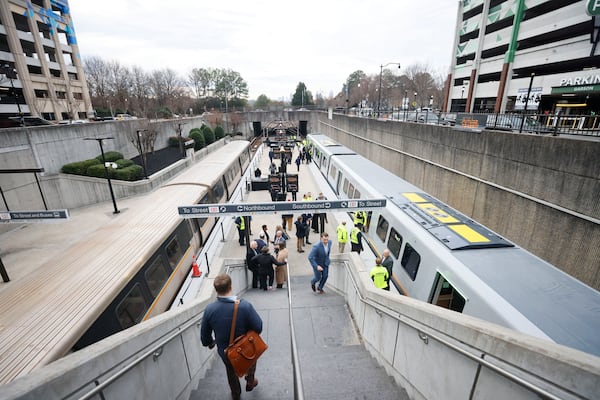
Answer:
xmin=130 ymin=66 xmax=151 ymax=117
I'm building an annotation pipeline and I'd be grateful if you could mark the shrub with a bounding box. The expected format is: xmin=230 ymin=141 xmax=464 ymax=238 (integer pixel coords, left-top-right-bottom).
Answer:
xmin=61 ymin=159 xmax=100 ymax=175
xmin=189 ymin=128 xmax=205 ymax=151
xmin=202 ymin=125 xmax=215 ymax=145
xmin=95 ymin=151 xmax=123 ymax=163
xmin=168 ymin=136 xmax=182 ymax=147
xmin=214 ymin=125 xmax=225 ymax=140
xmin=87 ymin=163 xmax=114 ymax=179
xmin=114 ymin=165 xmax=143 ymax=181
xmin=115 ymin=159 xmax=134 ymax=168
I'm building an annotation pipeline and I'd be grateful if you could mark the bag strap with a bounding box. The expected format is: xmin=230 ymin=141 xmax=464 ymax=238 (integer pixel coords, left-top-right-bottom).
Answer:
xmin=229 ymin=299 xmax=240 ymax=345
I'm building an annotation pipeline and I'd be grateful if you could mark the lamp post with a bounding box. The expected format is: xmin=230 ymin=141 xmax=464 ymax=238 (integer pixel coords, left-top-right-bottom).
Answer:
xmin=1 ymin=64 xmax=24 ymax=126
xmin=377 ymin=62 xmax=401 ymax=118
xmin=136 ymin=129 xmax=148 ymax=179
xmin=519 ymin=72 xmax=535 ymax=133
xmin=84 ymin=137 xmax=119 ymax=214
xmin=404 ymin=90 xmax=408 ymax=121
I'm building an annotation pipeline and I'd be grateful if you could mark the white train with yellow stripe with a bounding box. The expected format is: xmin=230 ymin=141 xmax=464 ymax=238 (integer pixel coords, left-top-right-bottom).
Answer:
xmin=0 ymin=140 xmax=250 ymax=384
xmin=308 ymin=134 xmax=600 ymax=357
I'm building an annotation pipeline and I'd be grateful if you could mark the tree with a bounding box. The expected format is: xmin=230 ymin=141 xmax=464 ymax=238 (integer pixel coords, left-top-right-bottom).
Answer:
xmin=254 ymin=94 xmax=271 ymax=109
xmin=291 ymin=82 xmax=312 ymax=107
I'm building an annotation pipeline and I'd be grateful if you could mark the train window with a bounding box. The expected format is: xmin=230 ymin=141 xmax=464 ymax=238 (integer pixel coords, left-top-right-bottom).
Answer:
xmin=387 ymin=228 xmax=403 ymax=259
xmin=429 ymin=273 xmax=466 ymax=313
xmin=375 ymin=215 xmax=389 ymax=242
xmin=145 ymin=257 xmax=169 ymax=298
xmin=401 ymin=243 xmax=420 ymax=281
xmin=342 ymin=177 xmax=349 ymax=195
xmin=329 ymin=165 xmax=337 ymax=181
xmin=165 ymin=238 xmax=183 ymax=268
xmin=116 ymin=284 xmax=148 ymax=329
xmin=348 ymin=183 xmax=355 ymax=199
xmin=212 ymin=180 xmax=225 ymax=201
xmin=354 ymin=189 xmax=361 ymax=199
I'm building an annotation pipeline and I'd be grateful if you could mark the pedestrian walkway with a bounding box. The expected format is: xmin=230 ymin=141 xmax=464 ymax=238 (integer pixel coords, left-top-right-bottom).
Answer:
xmin=191 ymin=141 xmax=407 ymax=399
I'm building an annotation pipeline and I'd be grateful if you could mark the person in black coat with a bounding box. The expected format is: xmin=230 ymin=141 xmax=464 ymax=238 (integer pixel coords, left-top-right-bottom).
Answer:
xmin=251 ymin=246 xmax=286 ymax=290
xmin=246 ymin=241 xmax=260 ymax=289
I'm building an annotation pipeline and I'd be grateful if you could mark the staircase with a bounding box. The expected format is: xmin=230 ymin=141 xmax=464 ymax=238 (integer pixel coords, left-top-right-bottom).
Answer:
xmin=190 ymin=276 xmax=406 ymax=400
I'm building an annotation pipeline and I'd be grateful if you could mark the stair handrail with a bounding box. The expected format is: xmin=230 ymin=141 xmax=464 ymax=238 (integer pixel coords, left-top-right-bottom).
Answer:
xmin=285 ymin=260 xmax=305 ymax=400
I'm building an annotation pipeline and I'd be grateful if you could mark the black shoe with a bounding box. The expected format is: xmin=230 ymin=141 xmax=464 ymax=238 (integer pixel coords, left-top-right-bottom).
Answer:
xmin=311 ymin=282 xmax=316 ymax=292
xmin=318 ymin=289 xmax=325 ymax=294
xmin=306 ymin=241 xmax=312 ymax=245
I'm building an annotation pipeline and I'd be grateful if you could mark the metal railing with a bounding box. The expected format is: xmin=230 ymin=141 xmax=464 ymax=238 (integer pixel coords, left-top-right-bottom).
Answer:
xmin=337 ymin=260 xmax=575 ymax=400
xmin=285 ymin=261 xmax=305 ymax=400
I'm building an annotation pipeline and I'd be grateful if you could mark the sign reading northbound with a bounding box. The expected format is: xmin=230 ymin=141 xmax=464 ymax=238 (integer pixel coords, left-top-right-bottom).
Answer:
xmin=0 ymin=209 xmax=69 ymax=223
xmin=178 ymin=199 xmax=387 ymax=218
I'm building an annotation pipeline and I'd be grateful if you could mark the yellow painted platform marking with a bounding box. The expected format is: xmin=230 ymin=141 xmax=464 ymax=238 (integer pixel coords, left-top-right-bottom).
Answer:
xmin=449 ymin=224 xmax=490 ymax=243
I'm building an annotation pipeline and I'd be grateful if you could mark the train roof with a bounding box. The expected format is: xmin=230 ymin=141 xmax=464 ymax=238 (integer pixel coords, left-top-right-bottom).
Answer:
xmin=309 ymin=134 xmax=600 ymax=356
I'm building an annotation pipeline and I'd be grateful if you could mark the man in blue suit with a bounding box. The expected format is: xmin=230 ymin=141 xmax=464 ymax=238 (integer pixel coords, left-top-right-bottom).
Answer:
xmin=308 ymin=232 xmax=332 ymax=294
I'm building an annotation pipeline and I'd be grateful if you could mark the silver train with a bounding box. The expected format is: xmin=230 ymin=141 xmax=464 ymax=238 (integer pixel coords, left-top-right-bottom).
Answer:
xmin=0 ymin=140 xmax=251 ymax=384
xmin=307 ymin=133 xmax=600 ymax=357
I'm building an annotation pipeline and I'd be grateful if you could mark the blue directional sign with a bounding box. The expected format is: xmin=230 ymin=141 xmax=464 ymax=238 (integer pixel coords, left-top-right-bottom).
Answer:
xmin=0 ymin=209 xmax=69 ymax=223
xmin=178 ymin=199 xmax=387 ymax=218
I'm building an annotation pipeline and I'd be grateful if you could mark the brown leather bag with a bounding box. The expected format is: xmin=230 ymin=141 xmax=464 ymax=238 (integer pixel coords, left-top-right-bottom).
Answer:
xmin=225 ymin=300 xmax=268 ymax=377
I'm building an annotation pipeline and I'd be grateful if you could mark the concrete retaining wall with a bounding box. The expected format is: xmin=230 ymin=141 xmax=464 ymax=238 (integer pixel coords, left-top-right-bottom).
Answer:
xmin=312 ymin=112 xmax=600 ymax=291
xmin=326 ymin=255 xmax=600 ymax=400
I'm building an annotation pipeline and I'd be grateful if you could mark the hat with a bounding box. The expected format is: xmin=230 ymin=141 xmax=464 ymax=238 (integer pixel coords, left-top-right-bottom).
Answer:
xmin=259 ymin=233 xmax=265 ymax=239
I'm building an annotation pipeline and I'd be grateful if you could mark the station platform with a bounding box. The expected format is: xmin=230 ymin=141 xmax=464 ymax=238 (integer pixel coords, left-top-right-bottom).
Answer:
xmin=191 ymin=141 xmax=406 ymax=399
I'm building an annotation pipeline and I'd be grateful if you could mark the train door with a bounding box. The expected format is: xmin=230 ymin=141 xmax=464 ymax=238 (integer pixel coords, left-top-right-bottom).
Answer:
xmin=429 ymin=272 xmax=466 ymax=312
xmin=336 ymin=171 xmax=343 ymax=195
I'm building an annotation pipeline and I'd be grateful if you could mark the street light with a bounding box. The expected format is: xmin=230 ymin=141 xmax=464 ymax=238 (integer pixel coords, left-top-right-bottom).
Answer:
xmin=404 ymin=90 xmax=408 ymax=121
xmin=1 ymin=64 xmax=24 ymax=126
xmin=83 ymin=137 xmax=119 ymax=214
xmin=136 ymin=129 xmax=148 ymax=179
xmin=377 ymin=62 xmax=401 ymax=118
xmin=519 ymin=72 xmax=536 ymax=133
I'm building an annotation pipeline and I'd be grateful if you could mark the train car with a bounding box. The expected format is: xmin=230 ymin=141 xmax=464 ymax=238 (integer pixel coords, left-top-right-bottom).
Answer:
xmin=307 ymin=133 xmax=600 ymax=357
xmin=0 ymin=140 xmax=250 ymax=384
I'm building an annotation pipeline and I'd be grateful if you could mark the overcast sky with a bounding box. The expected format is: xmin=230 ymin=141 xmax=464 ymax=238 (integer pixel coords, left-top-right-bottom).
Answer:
xmin=68 ymin=0 xmax=459 ymax=101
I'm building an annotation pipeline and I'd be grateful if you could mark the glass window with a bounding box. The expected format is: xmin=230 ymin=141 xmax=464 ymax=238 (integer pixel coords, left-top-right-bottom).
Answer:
xmin=354 ymin=189 xmax=361 ymax=199
xmin=348 ymin=183 xmax=355 ymax=199
xmin=401 ymin=242 xmax=420 ymax=281
xmin=116 ymin=284 xmax=148 ymax=329
xmin=166 ymin=237 xmax=183 ymax=268
xmin=342 ymin=178 xmax=349 ymax=195
xmin=145 ymin=257 xmax=169 ymax=298
xmin=376 ymin=216 xmax=389 ymax=242
xmin=387 ymin=228 xmax=403 ymax=258
xmin=429 ymin=273 xmax=466 ymax=313
xmin=212 ymin=180 xmax=225 ymax=201
xmin=329 ymin=165 xmax=337 ymax=181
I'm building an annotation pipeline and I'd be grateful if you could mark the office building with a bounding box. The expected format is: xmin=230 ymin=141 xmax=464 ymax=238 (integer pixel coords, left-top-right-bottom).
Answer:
xmin=0 ymin=0 xmax=93 ymax=125
xmin=444 ymin=0 xmax=600 ymax=118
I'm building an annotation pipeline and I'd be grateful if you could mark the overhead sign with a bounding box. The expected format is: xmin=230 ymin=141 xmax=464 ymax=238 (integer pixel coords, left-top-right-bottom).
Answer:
xmin=178 ymin=199 xmax=387 ymax=218
xmin=514 ymin=87 xmax=542 ymax=110
xmin=587 ymin=0 xmax=600 ymax=16
xmin=0 ymin=209 xmax=69 ymax=223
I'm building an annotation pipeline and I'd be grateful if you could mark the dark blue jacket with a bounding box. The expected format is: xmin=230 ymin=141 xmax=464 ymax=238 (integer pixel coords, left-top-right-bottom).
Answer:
xmin=308 ymin=240 xmax=332 ymax=269
xmin=201 ymin=297 xmax=263 ymax=361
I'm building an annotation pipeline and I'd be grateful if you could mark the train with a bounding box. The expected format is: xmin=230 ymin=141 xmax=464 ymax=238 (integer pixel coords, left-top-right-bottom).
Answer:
xmin=307 ymin=133 xmax=600 ymax=357
xmin=0 ymin=140 xmax=251 ymax=384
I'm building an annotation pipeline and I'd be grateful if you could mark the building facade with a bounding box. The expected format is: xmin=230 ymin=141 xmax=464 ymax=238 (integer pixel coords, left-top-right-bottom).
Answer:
xmin=444 ymin=0 xmax=600 ymax=119
xmin=0 ymin=0 xmax=93 ymax=125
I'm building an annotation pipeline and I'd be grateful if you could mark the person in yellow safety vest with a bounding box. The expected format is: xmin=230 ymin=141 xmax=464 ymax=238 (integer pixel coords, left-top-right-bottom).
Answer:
xmin=336 ymin=221 xmax=349 ymax=253
xmin=370 ymin=257 xmax=389 ymax=289
xmin=353 ymin=211 xmax=366 ymax=230
xmin=235 ymin=216 xmax=246 ymax=246
xmin=350 ymin=223 xmax=364 ymax=254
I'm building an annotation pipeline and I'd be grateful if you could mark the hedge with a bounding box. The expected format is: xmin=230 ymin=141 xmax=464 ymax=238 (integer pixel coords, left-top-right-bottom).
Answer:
xmin=214 ymin=125 xmax=225 ymax=140
xmin=86 ymin=163 xmax=114 ymax=179
xmin=95 ymin=151 xmax=123 ymax=163
xmin=114 ymin=165 xmax=143 ymax=181
xmin=61 ymin=159 xmax=101 ymax=175
xmin=201 ymin=125 xmax=215 ymax=145
xmin=189 ymin=128 xmax=205 ymax=151
xmin=115 ymin=159 xmax=134 ymax=168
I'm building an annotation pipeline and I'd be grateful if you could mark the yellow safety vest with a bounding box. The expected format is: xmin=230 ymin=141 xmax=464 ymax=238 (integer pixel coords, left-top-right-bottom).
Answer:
xmin=350 ymin=227 xmax=361 ymax=244
xmin=353 ymin=211 xmax=365 ymax=226
xmin=370 ymin=265 xmax=389 ymax=289
xmin=237 ymin=217 xmax=245 ymax=230
xmin=337 ymin=224 xmax=348 ymax=243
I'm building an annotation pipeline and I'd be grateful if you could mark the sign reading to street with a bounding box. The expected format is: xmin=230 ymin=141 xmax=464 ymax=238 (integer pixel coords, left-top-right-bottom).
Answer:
xmin=0 ymin=209 xmax=69 ymax=223
xmin=178 ymin=199 xmax=387 ymax=218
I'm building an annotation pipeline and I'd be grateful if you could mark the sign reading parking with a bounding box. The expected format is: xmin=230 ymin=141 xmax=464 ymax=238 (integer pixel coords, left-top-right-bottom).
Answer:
xmin=0 ymin=209 xmax=69 ymax=223
xmin=178 ymin=199 xmax=387 ymax=218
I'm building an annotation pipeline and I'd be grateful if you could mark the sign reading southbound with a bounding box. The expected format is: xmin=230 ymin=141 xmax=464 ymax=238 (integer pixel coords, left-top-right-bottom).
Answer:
xmin=178 ymin=199 xmax=387 ymax=218
xmin=0 ymin=209 xmax=69 ymax=223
